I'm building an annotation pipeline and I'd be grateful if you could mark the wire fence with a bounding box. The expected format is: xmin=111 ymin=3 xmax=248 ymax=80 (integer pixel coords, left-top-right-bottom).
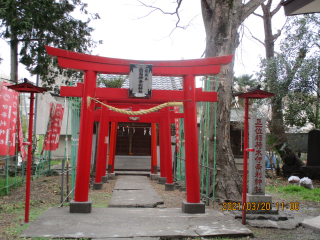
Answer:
xmin=174 ymin=76 xmax=218 ymax=207
xmin=0 ymin=92 xmax=80 ymax=203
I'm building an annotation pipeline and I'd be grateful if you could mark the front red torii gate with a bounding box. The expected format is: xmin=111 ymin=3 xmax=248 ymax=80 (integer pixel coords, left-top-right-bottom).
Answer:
xmin=46 ymin=46 xmax=233 ymax=213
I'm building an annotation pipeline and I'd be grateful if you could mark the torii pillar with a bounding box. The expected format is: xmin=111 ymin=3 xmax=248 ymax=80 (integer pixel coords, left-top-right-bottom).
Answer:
xmin=47 ymin=45 xmax=233 ymax=214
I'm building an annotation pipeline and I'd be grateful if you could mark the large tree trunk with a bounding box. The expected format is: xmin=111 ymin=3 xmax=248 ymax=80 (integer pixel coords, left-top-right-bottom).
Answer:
xmin=10 ymin=33 xmax=18 ymax=83
xmin=201 ymin=0 xmax=265 ymax=200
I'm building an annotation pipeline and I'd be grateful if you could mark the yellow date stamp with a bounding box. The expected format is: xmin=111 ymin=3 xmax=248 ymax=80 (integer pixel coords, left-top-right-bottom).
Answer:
xmin=222 ymin=202 xmax=300 ymax=211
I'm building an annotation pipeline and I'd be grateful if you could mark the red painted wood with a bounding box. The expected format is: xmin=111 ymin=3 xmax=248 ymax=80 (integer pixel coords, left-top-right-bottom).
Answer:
xmin=46 ymin=45 xmax=233 ymax=68
xmin=111 ymin=122 xmax=118 ymax=173
xmin=45 ymin=46 xmax=234 ymax=208
xmin=159 ymin=117 xmax=166 ymax=178
xmin=8 ymin=82 xmax=46 ymax=93
xmin=25 ymin=93 xmax=35 ymax=223
xmin=60 ymin=83 xmax=83 ymax=97
xmin=94 ymin=102 xmax=108 ymax=184
xmin=164 ymin=107 xmax=173 ymax=184
xmin=74 ymin=71 xmax=97 ymax=202
xmin=57 ymin=57 xmax=222 ymax=76
xmin=242 ymin=98 xmax=249 ymax=225
xmin=237 ymin=89 xmax=274 ymax=99
xmin=61 ymin=85 xmax=216 ymax=104
xmin=151 ymin=123 xmax=157 ymax=174
xmin=107 ymin=122 xmax=116 ymax=173
xmin=183 ymin=75 xmax=200 ymax=203
xmin=101 ymin=115 xmax=109 ymax=178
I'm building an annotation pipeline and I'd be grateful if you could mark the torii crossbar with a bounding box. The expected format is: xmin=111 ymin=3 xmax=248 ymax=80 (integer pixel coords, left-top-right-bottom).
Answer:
xmin=46 ymin=46 xmax=233 ymax=214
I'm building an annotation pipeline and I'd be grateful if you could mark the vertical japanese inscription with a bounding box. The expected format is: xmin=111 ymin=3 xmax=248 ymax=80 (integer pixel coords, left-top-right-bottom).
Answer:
xmin=129 ymin=64 xmax=153 ymax=98
xmin=248 ymin=118 xmax=266 ymax=195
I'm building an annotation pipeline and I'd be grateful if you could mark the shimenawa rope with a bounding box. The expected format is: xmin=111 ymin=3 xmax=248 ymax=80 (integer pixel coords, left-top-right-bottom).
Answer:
xmin=87 ymin=96 xmax=183 ymax=115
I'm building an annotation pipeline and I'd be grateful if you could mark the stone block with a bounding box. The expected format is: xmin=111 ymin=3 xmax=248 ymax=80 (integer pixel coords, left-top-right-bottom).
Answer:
xmin=248 ymin=118 xmax=266 ymax=195
xmin=157 ymin=177 xmax=166 ymax=184
xmin=182 ymin=201 xmax=205 ymax=214
xmin=246 ymin=194 xmax=275 ymax=214
xmin=70 ymin=200 xmax=92 ymax=213
xmin=175 ymin=185 xmax=181 ymax=190
xmin=108 ymin=173 xmax=115 ymax=180
xmin=179 ymin=187 xmax=186 ymax=192
xmin=150 ymin=174 xmax=159 ymax=181
xmin=101 ymin=175 xmax=108 ymax=183
xmin=165 ymin=183 xmax=175 ymax=191
xmin=307 ymin=129 xmax=320 ymax=166
xmin=93 ymin=182 xmax=103 ymax=190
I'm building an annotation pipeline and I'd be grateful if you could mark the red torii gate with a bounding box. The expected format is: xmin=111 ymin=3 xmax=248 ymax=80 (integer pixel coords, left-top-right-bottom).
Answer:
xmin=93 ymin=103 xmax=183 ymax=188
xmin=46 ymin=46 xmax=233 ymax=213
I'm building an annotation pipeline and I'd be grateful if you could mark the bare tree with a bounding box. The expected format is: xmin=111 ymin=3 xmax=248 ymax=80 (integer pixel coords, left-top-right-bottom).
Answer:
xmin=254 ymin=0 xmax=306 ymax=167
xmin=139 ymin=0 xmax=266 ymax=200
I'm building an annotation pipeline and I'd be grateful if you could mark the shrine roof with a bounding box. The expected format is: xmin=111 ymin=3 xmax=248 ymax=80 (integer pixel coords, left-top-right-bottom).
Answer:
xmin=122 ymin=76 xmax=183 ymax=90
xmin=230 ymin=108 xmax=265 ymax=122
xmin=99 ymin=75 xmax=183 ymax=90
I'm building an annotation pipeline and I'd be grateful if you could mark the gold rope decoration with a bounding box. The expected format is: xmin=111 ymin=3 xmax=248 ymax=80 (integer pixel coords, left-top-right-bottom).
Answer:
xmin=87 ymin=96 xmax=183 ymax=115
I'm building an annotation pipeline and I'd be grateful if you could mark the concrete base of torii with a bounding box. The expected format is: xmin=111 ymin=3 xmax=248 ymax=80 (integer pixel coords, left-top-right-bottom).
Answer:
xmin=70 ymin=200 xmax=92 ymax=213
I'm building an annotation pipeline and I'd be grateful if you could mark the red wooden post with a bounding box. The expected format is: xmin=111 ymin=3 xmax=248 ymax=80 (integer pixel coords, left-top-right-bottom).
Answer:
xmin=164 ymin=107 xmax=174 ymax=189
xmin=151 ymin=135 xmax=154 ymax=174
xmin=111 ymin=122 xmax=118 ymax=173
xmin=108 ymin=122 xmax=115 ymax=173
xmin=151 ymin=122 xmax=157 ymax=174
xmin=183 ymin=74 xmax=200 ymax=203
xmin=242 ymin=98 xmax=249 ymax=224
xmin=101 ymin=112 xmax=109 ymax=180
xmin=74 ymin=70 xmax=97 ymax=202
xmin=94 ymin=102 xmax=108 ymax=187
xmin=159 ymin=117 xmax=166 ymax=179
xmin=25 ymin=92 xmax=35 ymax=223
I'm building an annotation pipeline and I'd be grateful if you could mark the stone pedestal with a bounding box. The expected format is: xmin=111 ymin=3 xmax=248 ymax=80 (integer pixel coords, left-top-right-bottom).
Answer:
xmin=93 ymin=182 xmax=103 ymax=190
xmin=157 ymin=177 xmax=166 ymax=184
xmin=108 ymin=173 xmax=115 ymax=180
xmin=101 ymin=175 xmax=108 ymax=183
xmin=182 ymin=201 xmax=205 ymax=214
xmin=179 ymin=187 xmax=186 ymax=192
xmin=150 ymin=174 xmax=159 ymax=181
xmin=165 ymin=183 xmax=175 ymax=191
xmin=70 ymin=200 xmax=92 ymax=213
xmin=246 ymin=194 xmax=275 ymax=214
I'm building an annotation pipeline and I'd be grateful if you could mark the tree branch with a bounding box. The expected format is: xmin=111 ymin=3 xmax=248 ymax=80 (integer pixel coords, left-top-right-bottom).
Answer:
xmin=243 ymin=24 xmax=265 ymax=46
xmin=253 ymin=12 xmax=263 ymax=19
xmin=271 ymin=1 xmax=283 ymax=17
xmin=285 ymin=48 xmax=308 ymax=88
xmin=137 ymin=0 xmax=183 ymax=28
xmin=242 ymin=0 xmax=266 ymax=22
xmin=272 ymin=29 xmax=281 ymax=41
xmin=201 ymin=0 xmax=212 ymax=12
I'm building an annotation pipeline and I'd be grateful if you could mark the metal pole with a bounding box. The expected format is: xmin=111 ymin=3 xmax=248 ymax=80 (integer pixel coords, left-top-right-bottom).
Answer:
xmin=25 ymin=92 xmax=35 ymax=223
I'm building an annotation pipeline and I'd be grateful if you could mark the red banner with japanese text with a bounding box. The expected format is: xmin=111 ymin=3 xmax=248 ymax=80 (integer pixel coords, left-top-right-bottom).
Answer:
xmin=43 ymin=103 xmax=64 ymax=151
xmin=174 ymin=106 xmax=180 ymax=153
xmin=0 ymin=82 xmax=19 ymax=155
xmin=50 ymin=103 xmax=64 ymax=150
